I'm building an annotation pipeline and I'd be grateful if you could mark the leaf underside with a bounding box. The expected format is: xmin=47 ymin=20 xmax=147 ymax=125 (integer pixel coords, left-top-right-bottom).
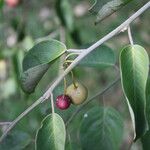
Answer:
xmin=90 ymin=0 xmax=133 ymax=24
xmin=20 ymin=39 xmax=66 ymax=93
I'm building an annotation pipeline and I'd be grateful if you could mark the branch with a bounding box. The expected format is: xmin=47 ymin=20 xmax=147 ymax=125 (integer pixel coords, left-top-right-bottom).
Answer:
xmin=0 ymin=1 xmax=149 ymax=142
xmin=66 ymin=49 xmax=85 ymax=53
xmin=0 ymin=122 xmax=11 ymax=126
xmin=43 ymin=1 xmax=150 ymax=99
xmin=65 ymin=77 xmax=120 ymax=126
xmin=0 ymin=97 xmax=43 ymax=142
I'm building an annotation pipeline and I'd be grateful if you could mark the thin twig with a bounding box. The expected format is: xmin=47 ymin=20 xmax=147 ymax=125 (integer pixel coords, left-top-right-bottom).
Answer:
xmin=0 ymin=97 xmax=44 ymax=142
xmin=63 ymin=78 xmax=67 ymax=94
xmin=127 ymin=26 xmax=134 ymax=45
xmin=66 ymin=49 xmax=85 ymax=53
xmin=0 ymin=122 xmax=11 ymax=126
xmin=0 ymin=2 xmax=149 ymax=142
xmin=65 ymin=53 xmax=80 ymax=60
xmin=65 ymin=77 xmax=120 ymax=126
xmin=50 ymin=93 xmax=55 ymax=114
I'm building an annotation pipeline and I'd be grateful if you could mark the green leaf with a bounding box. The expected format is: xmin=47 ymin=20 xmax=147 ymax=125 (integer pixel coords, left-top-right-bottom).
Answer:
xmin=79 ymin=106 xmax=124 ymax=150
xmin=0 ymin=131 xmax=31 ymax=150
xmin=78 ymin=45 xmax=116 ymax=68
xmin=120 ymin=44 xmax=149 ymax=140
xmin=56 ymin=0 xmax=74 ymax=32
xmin=22 ymin=40 xmax=66 ymax=71
xmin=141 ymin=77 xmax=150 ymax=149
xmin=21 ymin=39 xmax=66 ymax=93
xmin=90 ymin=0 xmax=133 ymax=24
xmin=35 ymin=113 xmax=66 ymax=150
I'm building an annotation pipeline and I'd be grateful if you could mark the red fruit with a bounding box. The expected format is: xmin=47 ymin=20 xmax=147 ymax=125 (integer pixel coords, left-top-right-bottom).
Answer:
xmin=5 ymin=0 xmax=19 ymax=8
xmin=56 ymin=95 xmax=71 ymax=110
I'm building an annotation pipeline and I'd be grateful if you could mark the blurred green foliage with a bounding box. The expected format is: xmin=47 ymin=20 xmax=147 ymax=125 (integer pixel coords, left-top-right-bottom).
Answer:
xmin=0 ymin=0 xmax=149 ymax=149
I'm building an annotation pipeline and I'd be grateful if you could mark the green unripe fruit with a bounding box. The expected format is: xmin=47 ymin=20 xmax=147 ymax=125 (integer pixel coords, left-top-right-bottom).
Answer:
xmin=66 ymin=82 xmax=88 ymax=105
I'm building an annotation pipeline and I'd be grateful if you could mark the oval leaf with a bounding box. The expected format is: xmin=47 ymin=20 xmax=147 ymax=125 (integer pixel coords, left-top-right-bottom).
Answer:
xmin=35 ymin=113 xmax=66 ymax=150
xmin=90 ymin=0 xmax=134 ymax=24
xmin=79 ymin=106 xmax=124 ymax=150
xmin=120 ymin=44 xmax=149 ymax=140
xmin=21 ymin=39 xmax=66 ymax=93
xmin=78 ymin=45 xmax=116 ymax=68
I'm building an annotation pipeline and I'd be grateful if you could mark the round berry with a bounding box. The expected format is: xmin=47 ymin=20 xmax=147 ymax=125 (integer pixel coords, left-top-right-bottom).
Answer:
xmin=56 ymin=95 xmax=71 ymax=110
xmin=5 ymin=0 xmax=19 ymax=8
xmin=66 ymin=82 xmax=88 ymax=105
